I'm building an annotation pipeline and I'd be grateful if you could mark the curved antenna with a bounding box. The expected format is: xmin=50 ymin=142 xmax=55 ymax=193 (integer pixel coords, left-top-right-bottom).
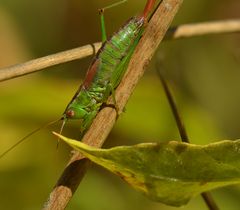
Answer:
xmin=0 ymin=118 xmax=62 ymax=159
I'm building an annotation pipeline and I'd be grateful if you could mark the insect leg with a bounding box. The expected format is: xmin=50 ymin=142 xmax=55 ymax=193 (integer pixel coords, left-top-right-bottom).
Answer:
xmin=100 ymin=83 xmax=119 ymax=117
xmin=109 ymin=82 xmax=119 ymax=113
xmin=99 ymin=9 xmax=107 ymax=42
xmin=102 ymin=0 xmax=127 ymax=10
xmin=79 ymin=110 xmax=98 ymax=137
xmin=99 ymin=0 xmax=128 ymax=42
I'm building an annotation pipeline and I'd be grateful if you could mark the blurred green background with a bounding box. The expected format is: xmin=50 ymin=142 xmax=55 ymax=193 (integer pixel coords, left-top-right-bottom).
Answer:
xmin=0 ymin=0 xmax=240 ymax=209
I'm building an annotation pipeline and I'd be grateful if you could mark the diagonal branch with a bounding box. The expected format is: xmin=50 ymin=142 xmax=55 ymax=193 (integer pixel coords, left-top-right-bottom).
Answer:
xmin=1 ymin=19 xmax=240 ymax=82
xmin=42 ymin=0 xmax=183 ymax=209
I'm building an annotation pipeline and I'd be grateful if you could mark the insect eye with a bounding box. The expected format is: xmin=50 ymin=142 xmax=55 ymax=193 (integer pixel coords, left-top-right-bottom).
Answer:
xmin=66 ymin=110 xmax=75 ymax=118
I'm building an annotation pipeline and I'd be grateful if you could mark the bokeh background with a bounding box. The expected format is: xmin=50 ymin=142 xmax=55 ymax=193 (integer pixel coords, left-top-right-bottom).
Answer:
xmin=0 ymin=0 xmax=240 ymax=209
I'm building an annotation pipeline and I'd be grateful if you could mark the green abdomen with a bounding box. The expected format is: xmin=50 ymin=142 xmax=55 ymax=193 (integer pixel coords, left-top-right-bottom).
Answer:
xmin=88 ymin=16 xmax=145 ymax=100
xmin=64 ymin=16 xmax=145 ymax=127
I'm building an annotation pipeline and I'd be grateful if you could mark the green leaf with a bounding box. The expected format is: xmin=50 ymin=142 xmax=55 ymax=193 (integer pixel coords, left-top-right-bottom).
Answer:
xmin=53 ymin=132 xmax=240 ymax=207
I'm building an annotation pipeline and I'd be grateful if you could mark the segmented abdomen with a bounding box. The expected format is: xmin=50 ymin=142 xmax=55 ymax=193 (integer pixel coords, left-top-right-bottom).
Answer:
xmin=85 ymin=16 xmax=145 ymax=101
xmin=64 ymin=15 xmax=145 ymax=119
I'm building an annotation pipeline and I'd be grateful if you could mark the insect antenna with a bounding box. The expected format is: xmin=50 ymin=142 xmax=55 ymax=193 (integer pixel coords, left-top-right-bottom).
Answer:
xmin=0 ymin=118 xmax=62 ymax=159
xmin=56 ymin=117 xmax=67 ymax=148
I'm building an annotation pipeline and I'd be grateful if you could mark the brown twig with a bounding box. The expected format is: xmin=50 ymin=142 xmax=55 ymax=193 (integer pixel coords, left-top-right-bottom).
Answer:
xmin=42 ymin=0 xmax=183 ymax=209
xmin=165 ymin=19 xmax=240 ymax=39
xmin=156 ymin=63 xmax=219 ymax=210
xmin=202 ymin=193 xmax=220 ymax=210
xmin=156 ymin=67 xmax=189 ymax=142
xmin=1 ymin=19 xmax=240 ymax=82
xmin=0 ymin=43 xmax=102 ymax=82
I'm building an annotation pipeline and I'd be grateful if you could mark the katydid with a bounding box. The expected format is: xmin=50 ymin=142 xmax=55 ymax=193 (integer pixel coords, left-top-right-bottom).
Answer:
xmin=61 ymin=0 xmax=156 ymax=134
xmin=0 ymin=0 xmax=157 ymax=158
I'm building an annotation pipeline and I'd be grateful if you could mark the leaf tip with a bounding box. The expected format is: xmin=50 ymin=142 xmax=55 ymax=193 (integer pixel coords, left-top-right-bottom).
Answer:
xmin=52 ymin=131 xmax=60 ymax=138
xmin=52 ymin=131 xmax=81 ymax=149
xmin=52 ymin=131 xmax=66 ymax=142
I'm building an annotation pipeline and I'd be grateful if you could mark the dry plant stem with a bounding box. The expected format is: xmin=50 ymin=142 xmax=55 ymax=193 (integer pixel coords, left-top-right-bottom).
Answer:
xmin=1 ymin=19 xmax=240 ymax=82
xmin=157 ymin=69 xmax=219 ymax=210
xmin=165 ymin=19 xmax=240 ymax=39
xmin=156 ymin=68 xmax=188 ymax=142
xmin=0 ymin=43 xmax=102 ymax=82
xmin=202 ymin=193 xmax=220 ymax=210
xmin=42 ymin=0 xmax=183 ymax=209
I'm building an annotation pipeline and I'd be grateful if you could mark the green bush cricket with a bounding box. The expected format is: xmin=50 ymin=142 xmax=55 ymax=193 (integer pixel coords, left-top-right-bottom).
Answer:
xmin=61 ymin=0 xmax=157 ymax=134
xmin=0 ymin=0 xmax=157 ymax=158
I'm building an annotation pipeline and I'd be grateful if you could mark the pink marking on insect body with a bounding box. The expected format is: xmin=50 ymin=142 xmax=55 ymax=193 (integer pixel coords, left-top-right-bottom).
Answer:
xmin=82 ymin=59 xmax=100 ymax=89
xmin=66 ymin=110 xmax=75 ymax=118
xmin=142 ymin=0 xmax=156 ymax=19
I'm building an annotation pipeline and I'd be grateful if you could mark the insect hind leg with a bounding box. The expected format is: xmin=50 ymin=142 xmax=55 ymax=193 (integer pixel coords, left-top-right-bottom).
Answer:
xmin=99 ymin=0 xmax=128 ymax=42
xmin=101 ymin=0 xmax=127 ymax=10
xmin=101 ymin=102 xmax=120 ymax=120
xmin=100 ymin=82 xmax=120 ymax=119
